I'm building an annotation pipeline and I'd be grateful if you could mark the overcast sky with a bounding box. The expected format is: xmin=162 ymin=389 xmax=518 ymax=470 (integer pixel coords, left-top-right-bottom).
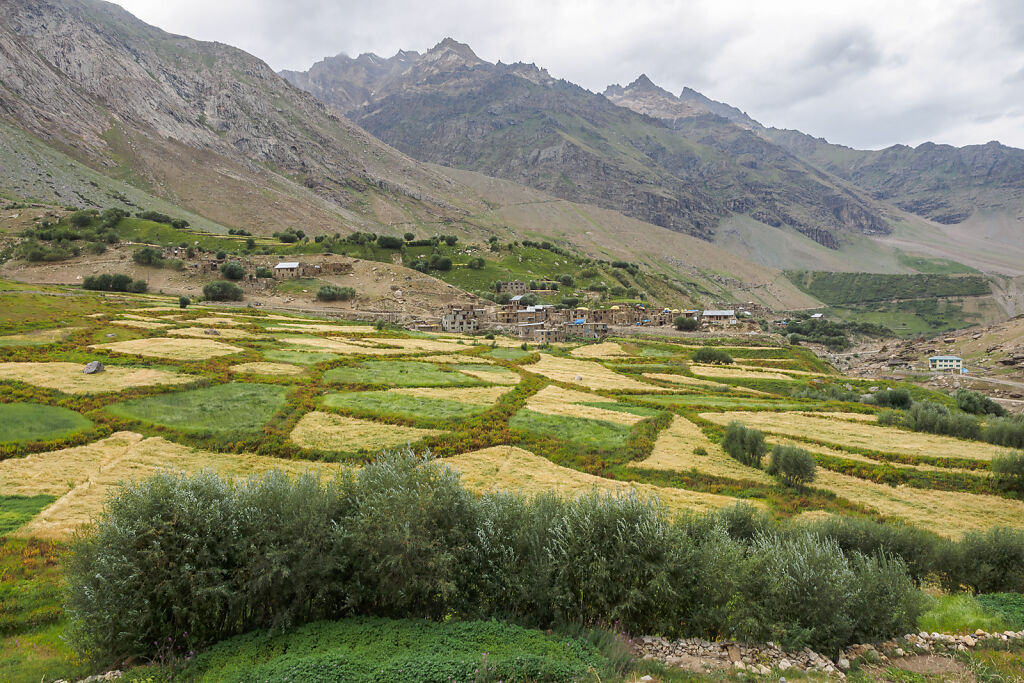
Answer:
xmin=111 ymin=0 xmax=1024 ymax=150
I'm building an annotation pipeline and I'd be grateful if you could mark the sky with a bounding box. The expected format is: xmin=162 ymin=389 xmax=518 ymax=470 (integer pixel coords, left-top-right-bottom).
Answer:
xmin=109 ymin=0 xmax=1024 ymax=150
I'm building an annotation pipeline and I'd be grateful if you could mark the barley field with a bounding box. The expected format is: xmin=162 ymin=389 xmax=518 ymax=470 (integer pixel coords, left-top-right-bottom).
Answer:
xmin=3 ymin=288 xmax=1022 ymax=542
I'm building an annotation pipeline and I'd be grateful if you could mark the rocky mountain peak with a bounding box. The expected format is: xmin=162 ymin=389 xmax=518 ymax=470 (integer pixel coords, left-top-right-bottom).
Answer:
xmin=424 ymin=37 xmax=482 ymax=67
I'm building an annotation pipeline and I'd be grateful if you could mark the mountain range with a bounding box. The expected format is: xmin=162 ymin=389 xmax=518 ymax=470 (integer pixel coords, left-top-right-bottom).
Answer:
xmin=0 ymin=0 xmax=1022 ymax=317
xmin=283 ymin=40 xmax=1024 ymax=269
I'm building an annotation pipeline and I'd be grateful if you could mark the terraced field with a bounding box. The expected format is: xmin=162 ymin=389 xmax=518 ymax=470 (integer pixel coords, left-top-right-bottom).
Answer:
xmin=2 ymin=286 xmax=1023 ymax=542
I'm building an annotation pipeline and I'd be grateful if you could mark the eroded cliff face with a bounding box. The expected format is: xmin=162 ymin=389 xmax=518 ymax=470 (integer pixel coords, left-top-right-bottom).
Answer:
xmin=282 ymin=44 xmax=893 ymax=247
xmin=0 ymin=0 xmax=472 ymax=223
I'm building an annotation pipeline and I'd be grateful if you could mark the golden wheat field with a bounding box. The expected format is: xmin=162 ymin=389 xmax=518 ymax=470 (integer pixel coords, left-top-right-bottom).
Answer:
xmin=641 ymin=372 xmax=767 ymax=394
xmin=228 ymin=362 xmax=305 ymax=376
xmin=0 ymin=361 xmax=194 ymax=393
xmin=168 ymin=326 xmax=257 ymax=339
xmin=701 ymin=411 xmax=1005 ymax=461
xmin=812 ymin=469 xmax=1024 ymax=538
xmin=524 ymin=385 xmax=647 ymax=425
xmin=289 ymin=411 xmax=442 ymax=451
xmin=689 ymin=364 xmax=796 ymax=381
xmin=569 ymin=341 xmax=630 ymax=358
xmin=527 ymin=355 xmax=670 ymax=392
xmin=453 ymin=365 xmax=520 ymax=384
xmin=631 ymin=416 xmax=775 ymax=483
xmin=109 ymin=319 xmax=173 ymax=330
xmin=0 ymin=432 xmax=345 ymax=539
xmin=447 ymin=445 xmax=757 ymax=514
xmin=91 ymin=337 xmax=245 ymax=360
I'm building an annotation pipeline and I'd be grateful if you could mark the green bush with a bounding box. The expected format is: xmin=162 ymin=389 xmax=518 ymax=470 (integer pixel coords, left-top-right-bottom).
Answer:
xmin=202 ymin=280 xmax=243 ymax=301
xmin=766 ymin=445 xmax=816 ymax=486
xmin=315 ymin=285 xmax=356 ymax=302
xmin=982 ymin=415 xmax=1024 ymax=449
xmin=940 ymin=527 xmax=1024 ymax=593
xmin=901 ymin=401 xmax=981 ymax=440
xmin=992 ymin=452 xmax=1024 ymax=492
xmin=467 ymin=257 xmax=486 ymax=269
xmin=255 ymin=267 xmax=273 ymax=278
xmin=219 ymin=261 xmax=245 ymax=280
xmin=721 ymin=421 xmax=766 ymax=468
xmin=131 ymin=246 xmax=164 ymax=267
xmin=65 ymin=458 xmax=929 ymax=662
xmin=956 ymin=389 xmax=1008 ymax=417
xmin=178 ymin=296 xmax=190 ymax=309
xmin=376 ymin=235 xmax=403 ymax=249
xmin=692 ymin=347 xmax=733 ymax=364
xmin=871 ymin=388 xmax=912 ymax=409
xmin=673 ymin=316 xmax=698 ymax=331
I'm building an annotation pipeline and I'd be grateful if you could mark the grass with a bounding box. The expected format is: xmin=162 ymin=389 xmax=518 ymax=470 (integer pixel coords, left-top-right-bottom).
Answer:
xmin=0 ymin=495 xmax=56 ymax=535
xmin=509 ymin=409 xmax=634 ymax=452
xmin=322 ymin=390 xmax=488 ymax=423
xmin=976 ymin=593 xmax=1024 ymax=629
xmin=390 ymin=386 xmax=512 ymax=404
xmin=0 ymin=361 xmax=193 ymax=394
xmin=0 ymin=403 xmax=92 ymax=444
xmin=324 ymin=361 xmax=484 ymax=387
xmin=570 ymin=341 xmax=631 ymax=358
xmin=0 ymin=539 xmax=88 ymax=683
xmin=0 ymin=327 xmax=81 ymax=346
xmin=289 ymin=411 xmax=441 ymax=453
xmin=106 ymin=383 xmax=287 ymax=434
xmin=181 ymin=616 xmax=608 ymax=683
xmin=918 ymin=594 xmax=1009 ymax=634
xmin=635 ymin=394 xmax=811 ymax=410
xmin=452 ymin=363 xmax=521 ymax=384
xmin=92 ymin=337 xmax=244 ymax=360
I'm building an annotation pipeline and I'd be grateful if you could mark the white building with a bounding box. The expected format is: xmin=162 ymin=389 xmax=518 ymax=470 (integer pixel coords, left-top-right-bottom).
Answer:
xmin=929 ymin=355 xmax=964 ymax=373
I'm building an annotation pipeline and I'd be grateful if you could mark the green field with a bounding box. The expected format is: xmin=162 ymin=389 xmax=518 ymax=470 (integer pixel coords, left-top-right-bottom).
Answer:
xmin=324 ymin=361 xmax=483 ymax=387
xmin=0 ymin=495 xmax=57 ymax=535
xmin=263 ymin=349 xmax=339 ymax=365
xmin=785 ymin=271 xmax=991 ymax=305
xmin=322 ymin=391 xmax=487 ymax=423
xmin=106 ymin=383 xmax=287 ymax=433
xmin=509 ymin=409 xmax=634 ymax=452
xmin=0 ymin=403 xmax=92 ymax=444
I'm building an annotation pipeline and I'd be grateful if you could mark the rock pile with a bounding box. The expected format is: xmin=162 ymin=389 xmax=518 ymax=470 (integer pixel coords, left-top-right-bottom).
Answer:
xmin=634 ymin=629 xmax=1024 ymax=678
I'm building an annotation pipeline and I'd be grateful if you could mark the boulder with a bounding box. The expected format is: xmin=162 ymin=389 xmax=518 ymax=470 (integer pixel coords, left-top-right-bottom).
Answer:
xmin=82 ymin=361 xmax=105 ymax=374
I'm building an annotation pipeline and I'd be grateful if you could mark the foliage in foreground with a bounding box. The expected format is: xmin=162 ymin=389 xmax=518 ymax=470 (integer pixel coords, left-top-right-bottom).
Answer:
xmin=182 ymin=617 xmax=608 ymax=683
xmin=64 ymin=454 xmax=926 ymax=663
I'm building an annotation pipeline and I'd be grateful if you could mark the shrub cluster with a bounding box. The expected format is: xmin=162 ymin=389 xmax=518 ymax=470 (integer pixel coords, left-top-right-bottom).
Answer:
xmin=992 ymin=452 xmax=1024 ymax=493
xmin=219 ymin=261 xmax=245 ymax=280
xmin=692 ymin=347 xmax=733 ymax=364
xmin=131 ymin=246 xmax=182 ymax=270
xmin=316 ymin=285 xmax=356 ymax=302
xmin=721 ymin=421 xmax=766 ymax=468
xmin=956 ymin=389 xmax=1008 ymax=417
xmin=882 ymin=399 xmax=1024 ymax=447
xmin=766 ymin=444 xmax=816 ymax=486
xmin=65 ymin=456 xmax=927 ymax=663
xmin=871 ymin=388 xmax=912 ymax=409
xmin=82 ymin=274 xmax=147 ymax=293
xmin=673 ymin=316 xmax=698 ymax=331
xmin=203 ymin=280 xmax=243 ymax=301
